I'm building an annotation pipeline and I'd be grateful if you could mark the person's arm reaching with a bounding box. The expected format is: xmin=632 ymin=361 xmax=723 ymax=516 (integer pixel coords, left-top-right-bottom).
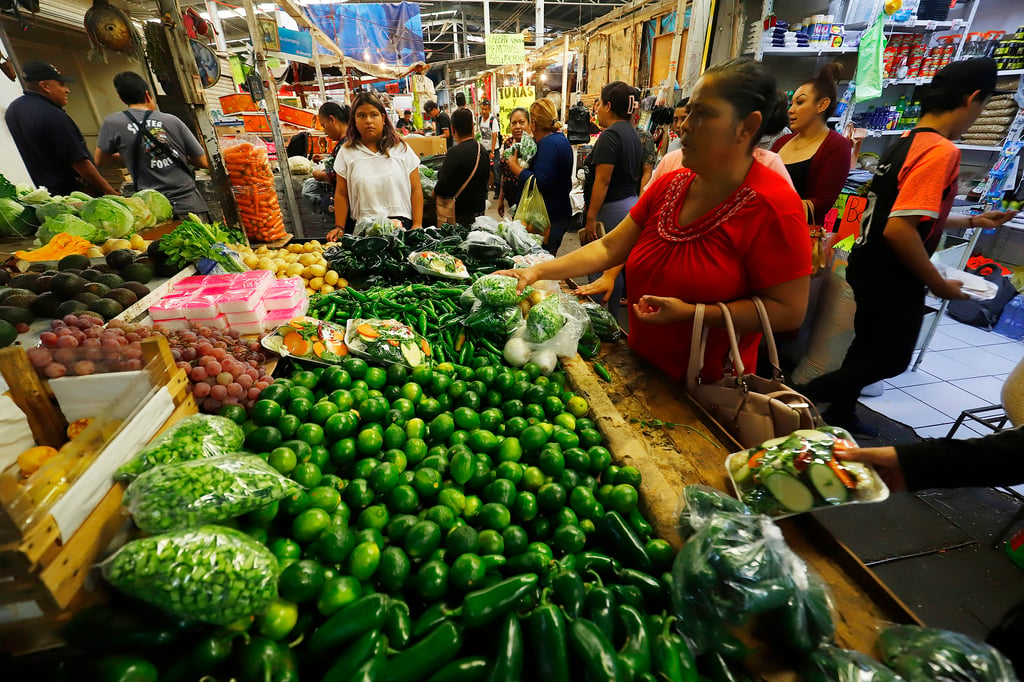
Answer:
xmin=576 ymin=264 xmax=625 ymax=303
xmin=190 ymin=154 xmax=210 ymax=170
xmin=943 ymin=210 xmax=1017 ymax=231
xmin=327 ymin=176 xmax=350 ymax=241
xmin=884 ymin=215 xmax=967 ymax=300
xmin=94 ymin=147 xmax=119 ymax=168
xmin=839 ymin=427 xmax=1024 ymax=491
xmin=72 ymin=158 xmax=116 ymax=195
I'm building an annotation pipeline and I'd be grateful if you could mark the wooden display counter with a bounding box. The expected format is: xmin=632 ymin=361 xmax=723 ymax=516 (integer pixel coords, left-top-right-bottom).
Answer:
xmin=561 ymin=342 xmax=920 ymax=667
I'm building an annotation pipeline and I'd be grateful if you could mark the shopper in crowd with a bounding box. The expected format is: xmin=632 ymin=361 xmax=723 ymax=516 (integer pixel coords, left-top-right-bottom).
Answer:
xmin=6 ymin=61 xmax=115 ymax=197
xmin=396 ymin=109 xmax=415 ymax=132
xmin=301 ymin=102 xmax=349 ymax=215
xmin=497 ymin=107 xmax=530 ymax=218
xmin=507 ymin=99 xmax=574 ymax=255
xmin=435 ymin=108 xmax=490 ymax=228
xmin=423 ymin=100 xmax=452 ymax=149
xmin=839 ymin=427 xmax=1024 ymax=491
xmin=646 ymin=100 xmax=791 ymax=192
xmin=636 ymin=121 xmax=658 ymax=193
xmin=499 ymin=58 xmax=811 ymax=383
xmin=802 ymin=58 xmax=1017 ymax=436
xmin=455 ymin=92 xmax=467 ymax=110
xmin=664 ymin=98 xmax=689 ymax=154
xmin=579 ymin=82 xmax=644 ymax=319
xmin=328 ymin=92 xmax=423 ymax=240
xmin=95 ymin=71 xmax=208 ymax=217
xmin=477 ymin=99 xmax=500 ymax=197
xmin=772 ymin=63 xmax=852 ymax=226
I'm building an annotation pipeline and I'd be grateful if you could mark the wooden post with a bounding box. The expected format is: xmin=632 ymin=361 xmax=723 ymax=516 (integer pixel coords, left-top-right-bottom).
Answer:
xmin=313 ymin=45 xmax=327 ymax=100
xmin=560 ymin=34 xmax=570 ymax=122
xmin=0 ymin=348 xmax=67 ymax=449
xmin=0 ymin=18 xmax=24 ymax=90
xmin=154 ymin=0 xmax=240 ymax=230
xmin=241 ymin=0 xmax=305 ymax=238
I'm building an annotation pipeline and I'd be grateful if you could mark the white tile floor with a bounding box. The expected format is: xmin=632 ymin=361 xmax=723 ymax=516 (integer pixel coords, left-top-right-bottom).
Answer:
xmin=859 ymin=313 xmax=1023 ymax=440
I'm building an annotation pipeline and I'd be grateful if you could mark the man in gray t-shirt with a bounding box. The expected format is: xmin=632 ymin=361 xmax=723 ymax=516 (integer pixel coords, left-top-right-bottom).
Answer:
xmin=95 ymin=71 xmax=209 ymax=216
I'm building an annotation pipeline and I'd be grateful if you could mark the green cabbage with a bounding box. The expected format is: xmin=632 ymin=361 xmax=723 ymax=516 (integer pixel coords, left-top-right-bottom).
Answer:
xmin=133 ymin=189 xmax=173 ymax=223
xmin=18 ymin=187 xmax=51 ymax=205
xmin=80 ymin=197 xmax=134 ymax=238
xmin=35 ymin=200 xmax=79 ymax=223
xmin=69 ymin=191 xmax=93 ymax=202
xmin=37 ymin=213 xmax=106 ymax=245
xmin=0 ymin=197 xmax=37 ymax=237
xmin=112 ymin=195 xmax=155 ymax=230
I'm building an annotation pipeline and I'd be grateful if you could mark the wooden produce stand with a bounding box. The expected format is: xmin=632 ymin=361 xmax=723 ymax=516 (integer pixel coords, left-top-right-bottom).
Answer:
xmin=561 ymin=342 xmax=919 ymax=669
xmin=0 ymin=336 xmax=197 ymax=654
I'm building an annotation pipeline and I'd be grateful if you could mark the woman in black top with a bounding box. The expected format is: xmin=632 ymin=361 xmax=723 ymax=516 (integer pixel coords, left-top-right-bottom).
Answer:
xmin=435 ymin=108 xmax=491 ymax=227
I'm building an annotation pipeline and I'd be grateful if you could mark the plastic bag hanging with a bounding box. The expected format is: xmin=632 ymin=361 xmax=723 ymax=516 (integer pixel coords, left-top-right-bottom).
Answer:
xmin=854 ymin=15 xmax=887 ymax=103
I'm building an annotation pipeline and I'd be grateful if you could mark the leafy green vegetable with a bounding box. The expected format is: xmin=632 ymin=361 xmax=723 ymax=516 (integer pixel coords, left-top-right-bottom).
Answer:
xmin=879 ymin=626 xmax=1016 ymax=682
xmin=462 ymin=304 xmax=522 ymax=336
xmin=102 ymin=525 xmax=280 ymax=625
xmin=124 ymin=454 xmax=302 ymax=533
xmin=69 ymin=191 xmax=93 ymax=202
xmin=133 ymin=188 xmax=173 ymax=222
xmin=0 ymin=197 xmax=37 ymax=237
xmin=580 ymin=301 xmax=622 ymax=342
xmin=18 ymin=186 xmax=51 ymax=205
xmin=525 ymin=294 xmax=564 ymax=343
xmin=0 ymin=174 xmax=18 ymax=200
xmin=472 ymin=274 xmax=526 ymax=306
xmin=36 ymin=213 xmax=105 ymax=244
xmin=34 ymin=200 xmax=79 ymax=224
xmin=159 ymin=214 xmax=245 ymax=272
xmin=80 ymin=197 xmax=135 ymax=238
xmin=114 ymin=414 xmax=245 ymax=481
xmin=111 ymin=195 xmax=155 ymax=230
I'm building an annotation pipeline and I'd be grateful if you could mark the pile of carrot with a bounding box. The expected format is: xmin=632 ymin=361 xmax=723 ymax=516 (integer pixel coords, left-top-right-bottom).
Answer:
xmin=223 ymin=139 xmax=288 ymax=243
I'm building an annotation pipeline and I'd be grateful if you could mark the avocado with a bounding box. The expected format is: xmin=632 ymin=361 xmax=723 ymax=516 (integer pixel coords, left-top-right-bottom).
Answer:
xmin=147 ymin=240 xmax=164 ymax=260
xmin=42 ymin=270 xmax=58 ymax=277
xmin=80 ymin=269 xmax=102 ymax=282
xmin=105 ymin=288 xmax=138 ymax=308
xmin=156 ymin=261 xmax=180 ymax=277
xmin=0 ymin=306 xmax=34 ymax=326
xmin=0 ymin=270 xmax=10 ymax=286
xmin=10 ymin=273 xmax=39 ymax=290
xmin=62 ymin=268 xmax=83 ymax=276
xmin=31 ymin=275 xmax=53 ymax=294
xmin=58 ymin=254 xmax=91 ymax=272
xmin=121 ymin=262 xmax=154 ymax=284
xmin=0 ymin=288 xmax=31 ymax=304
xmin=84 ymin=282 xmax=111 ymax=297
xmin=120 ymin=281 xmax=150 ymax=300
xmin=88 ymin=298 xmax=123 ymax=321
xmin=96 ymin=273 xmax=124 ymax=290
xmin=106 ymin=249 xmax=135 ymax=271
xmin=26 ymin=263 xmax=47 ymax=273
xmin=92 ymin=264 xmax=115 ymax=274
xmin=3 ymin=291 xmax=37 ymax=310
xmin=54 ymin=300 xmax=88 ymax=318
xmin=0 ymin=319 xmax=16 ymax=348
xmin=50 ymin=273 xmax=87 ymax=300
xmin=30 ymin=292 xmax=62 ymax=319
xmin=73 ymin=292 xmax=101 ymax=305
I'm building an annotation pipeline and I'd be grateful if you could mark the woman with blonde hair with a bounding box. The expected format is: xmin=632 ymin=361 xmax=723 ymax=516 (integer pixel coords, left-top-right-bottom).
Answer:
xmin=508 ymin=98 xmax=574 ymax=253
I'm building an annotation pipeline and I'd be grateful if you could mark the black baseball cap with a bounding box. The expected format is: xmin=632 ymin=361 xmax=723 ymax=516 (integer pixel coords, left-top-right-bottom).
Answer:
xmin=23 ymin=61 xmax=75 ymax=84
xmin=930 ymin=57 xmax=1012 ymax=99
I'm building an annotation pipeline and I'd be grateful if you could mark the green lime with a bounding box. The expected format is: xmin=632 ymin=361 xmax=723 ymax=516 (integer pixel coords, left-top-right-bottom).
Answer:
xmin=467 ymin=429 xmax=498 ymax=455
xmin=382 ymin=423 xmax=407 ymax=451
xmin=608 ymin=484 xmax=639 ymax=514
xmin=615 ymin=466 xmax=642 ymax=488
xmin=363 ymin=367 xmax=387 ymax=390
xmin=346 ymin=542 xmax=381 ymax=581
xmin=252 ymin=399 xmax=284 ymax=426
xmin=390 ymin=398 xmax=416 ymax=421
xmin=537 ymin=483 xmax=567 ymax=513
xmin=342 ymin=357 xmax=368 ymax=380
xmin=405 ymin=520 xmax=442 ymax=559
xmin=219 ymin=404 xmax=248 ymax=425
xmin=330 ymin=438 xmax=358 ymax=466
xmin=445 ymin=524 xmax=480 ymax=557
xmin=368 ymin=462 xmax=401 ymax=493
xmin=281 ymin=490 xmax=310 ymax=516
xmin=501 ymin=525 xmax=529 ymax=556
xmin=297 ymin=422 xmax=325 ymax=446
xmin=588 ymin=446 xmax=613 ymax=474
xmin=428 ymin=414 xmax=455 ymax=443
xmin=269 ymin=537 xmax=302 ymax=561
xmin=425 ymin=504 xmax=456 ymax=531
xmin=357 ymin=503 xmax=390 ymax=532
xmin=479 ymin=503 xmax=511 ymax=531
xmin=309 ymin=401 xmax=339 ymax=425
xmin=403 ymin=438 xmax=429 ymax=465
xmin=246 ymin=425 xmax=282 ymax=453
xmin=450 ymin=554 xmax=486 ymax=592
xmin=553 ymin=524 xmax=587 ymax=555
xmin=259 ymin=382 xmax=290 ymax=404
xmin=277 ymin=414 xmax=301 ymax=439
xmin=359 ymin=397 xmax=389 ymax=424
xmin=325 ymin=411 xmax=359 ymax=442
xmin=413 ymin=467 xmax=442 ymax=499
xmin=278 ymin=559 xmax=324 ymax=603
xmin=539 ymin=449 xmax=565 ymax=477
xmin=438 ymin=488 xmax=467 ymax=515
xmin=292 ymin=508 xmax=331 ymax=543
xmin=291 ymin=370 xmax=318 ymax=390
xmin=579 ymin=428 xmax=603 ymax=450
xmin=343 ymin=479 xmax=375 ymax=510
xmin=378 ymin=546 xmax=412 ymax=593
xmin=416 ymin=559 xmax=448 ymax=602
xmin=313 ymin=525 xmax=356 ymax=564
xmin=453 ymin=407 xmax=480 ymax=431
xmin=381 ymin=449 xmax=408 ymax=472
xmin=386 ymin=514 xmax=419 ymax=545
xmin=410 ymin=364 xmax=433 ymax=386
xmin=292 ymin=462 xmax=322 ymax=488
xmin=356 ymin=428 xmax=384 ymax=456
xmin=521 ymin=466 xmax=546 ymax=492
xmin=416 ymin=398 xmax=443 ymax=421
xmin=268 ymin=447 xmax=297 ymax=474
xmin=646 ymin=538 xmax=675 ymax=572
xmin=386 ymin=484 xmax=420 ymax=514
xmin=477 ymin=528 xmax=505 ymax=555
xmin=316 ymin=575 xmax=362 ymax=616
xmin=566 ymin=396 xmax=589 ymax=418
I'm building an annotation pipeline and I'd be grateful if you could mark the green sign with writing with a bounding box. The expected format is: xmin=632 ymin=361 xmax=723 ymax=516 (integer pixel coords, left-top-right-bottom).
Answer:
xmin=486 ymin=33 xmax=526 ymax=65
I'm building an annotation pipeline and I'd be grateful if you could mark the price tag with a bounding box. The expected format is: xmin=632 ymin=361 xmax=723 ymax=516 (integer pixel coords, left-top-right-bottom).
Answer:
xmin=906 ymin=18 xmax=917 ymax=28
xmin=926 ymin=21 xmax=937 ymax=31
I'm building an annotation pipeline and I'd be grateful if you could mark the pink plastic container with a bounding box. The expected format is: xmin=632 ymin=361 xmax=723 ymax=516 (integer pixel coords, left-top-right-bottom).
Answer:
xmin=231 ymin=321 xmax=267 ymax=336
xmin=226 ymin=303 xmax=268 ymax=325
xmin=218 ymin=287 xmax=264 ymax=314
xmin=190 ymin=314 xmax=230 ymax=330
xmin=180 ymin=297 xmax=220 ymax=320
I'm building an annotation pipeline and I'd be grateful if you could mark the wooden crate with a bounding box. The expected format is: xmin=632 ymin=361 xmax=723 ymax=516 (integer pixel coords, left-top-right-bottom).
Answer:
xmin=0 ymin=336 xmax=196 ymax=648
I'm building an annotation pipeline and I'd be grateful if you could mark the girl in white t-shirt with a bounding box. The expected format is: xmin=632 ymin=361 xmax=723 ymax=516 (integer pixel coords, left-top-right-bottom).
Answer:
xmin=328 ymin=92 xmax=423 ymax=240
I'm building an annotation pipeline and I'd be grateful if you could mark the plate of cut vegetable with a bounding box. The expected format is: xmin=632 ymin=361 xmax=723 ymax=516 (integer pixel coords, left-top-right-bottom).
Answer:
xmin=407 ymin=251 xmax=470 ymax=279
xmin=261 ymin=316 xmax=349 ymax=365
xmin=725 ymin=426 xmax=890 ymax=517
xmin=344 ymin=318 xmax=432 ymax=368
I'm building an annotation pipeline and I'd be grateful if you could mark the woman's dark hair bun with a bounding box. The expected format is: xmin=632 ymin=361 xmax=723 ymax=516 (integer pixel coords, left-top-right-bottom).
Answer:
xmin=762 ymin=90 xmax=790 ymax=137
xmin=819 ymin=61 xmax=844 ymax=85
xmin=805 ymin=62 xmax=844 ymax=119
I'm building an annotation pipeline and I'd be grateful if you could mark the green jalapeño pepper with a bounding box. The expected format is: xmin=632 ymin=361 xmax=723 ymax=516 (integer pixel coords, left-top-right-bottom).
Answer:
xmin=654 ymin=618 xmax=700 ymax=682
xmin=585 ymin=575 xmax=618 ymax=644
xmin=386 ymin=601 xmax=413 ymax=649
xmin=381 ymin=620 xmax=462 ymax=682
xmin=551 ymin=568 xmax=586 ymax=618
xmin=308 ymin=593 xmax=389 ymax=655
xmin=161 ymin=632 xmax=237 ymax=682
xmin=611 ymin=584 xmax=646 ymax=612
xmin=574 ymin=551 xmax=621 ymax=577
xmin=616 ymin=604 xmax=652 ymax=681
xmin=413 ymin=601 xmax=460 ymax=638
xmin=91 ymin=655 xmax=158 ymax=682
xmin=615 ymin=568 xmax=669 ymax=605
xmin=568 ymin=618 xmax=621 ymax=682
xmin=602 ymin=511 xmax=652 ymax=572
xmin=347 ymin=640 xmax=388 ymax=682
xmin=235 ymin=637 xmax=288 ymax=682
xmin=488 ymin=612 xmax=524 ymax=682
xmin=424 ymin=657 xmax=489 ymax=682
xmin=322 ymin=629 xmax=384 ymax=682
xmin=526 ymin=596 xmax=569 ymax=681
xmin=462 ymin=574 xmax=538 ymax=628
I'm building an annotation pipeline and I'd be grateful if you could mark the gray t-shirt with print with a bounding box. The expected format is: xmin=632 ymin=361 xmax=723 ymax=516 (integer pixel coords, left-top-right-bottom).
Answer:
xmin=97 ymin=109 xmax=208 ymax=214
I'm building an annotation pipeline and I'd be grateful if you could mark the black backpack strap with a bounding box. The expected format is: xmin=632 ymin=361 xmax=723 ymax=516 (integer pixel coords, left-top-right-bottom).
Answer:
xmin=124 ymin=109 xmax=196 ymax=180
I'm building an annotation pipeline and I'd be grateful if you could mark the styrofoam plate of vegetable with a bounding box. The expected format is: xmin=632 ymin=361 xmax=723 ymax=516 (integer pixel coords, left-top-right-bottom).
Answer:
xmin=407 ymin=251 xmax=470 ymax=279
xmin=261 ymin=316 xmax=349 ymax=366
xmin=725 ymin=426 xmax=890 ymax=518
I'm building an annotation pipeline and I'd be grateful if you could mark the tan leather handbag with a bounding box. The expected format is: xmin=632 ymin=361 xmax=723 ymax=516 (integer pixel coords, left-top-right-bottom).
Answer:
xmin=436 ymin=142 xmax=481 ymax=226
xmin=687 ymin=297 xmax=821 ymax=449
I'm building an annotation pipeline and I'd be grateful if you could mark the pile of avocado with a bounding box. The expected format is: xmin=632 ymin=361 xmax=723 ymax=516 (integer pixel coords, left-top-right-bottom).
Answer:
xmin=0 ymin=251 xmax=155 ymax=345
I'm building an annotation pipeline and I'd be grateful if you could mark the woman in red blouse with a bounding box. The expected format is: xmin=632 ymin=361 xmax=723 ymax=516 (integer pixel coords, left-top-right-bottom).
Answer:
xmin=772 ymin=63 xmax=853 ymax=226
xmin=498 ymin=59 xmax=811 ymax=383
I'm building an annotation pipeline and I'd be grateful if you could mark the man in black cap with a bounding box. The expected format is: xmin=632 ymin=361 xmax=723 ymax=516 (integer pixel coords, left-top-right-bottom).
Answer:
xmin=4 ymin=61 xmax=115 ymax=196
xmin=803 ymin=58 xmax=1018 ymax=437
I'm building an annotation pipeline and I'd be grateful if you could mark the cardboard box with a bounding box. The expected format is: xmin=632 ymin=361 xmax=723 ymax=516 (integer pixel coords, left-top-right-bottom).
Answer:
xmin=405 ymin=134 xmax=447 ymax=158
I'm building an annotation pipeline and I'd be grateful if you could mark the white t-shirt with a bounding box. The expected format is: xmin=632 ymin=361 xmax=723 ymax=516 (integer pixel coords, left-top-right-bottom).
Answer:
xmin=478 ymin=114 xmax=499 ymax=151
xmin=335 ymin=141 xmax=421 ymax=221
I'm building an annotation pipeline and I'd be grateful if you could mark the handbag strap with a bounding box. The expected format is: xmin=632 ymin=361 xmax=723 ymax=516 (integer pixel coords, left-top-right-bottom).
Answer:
xmin=453 ymin=142 xmax=482 ymax=200
xmin=686 ymin=302 xmax=747 ymax=388
xmin=750 ymin=296 xmax=784 ymax=381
